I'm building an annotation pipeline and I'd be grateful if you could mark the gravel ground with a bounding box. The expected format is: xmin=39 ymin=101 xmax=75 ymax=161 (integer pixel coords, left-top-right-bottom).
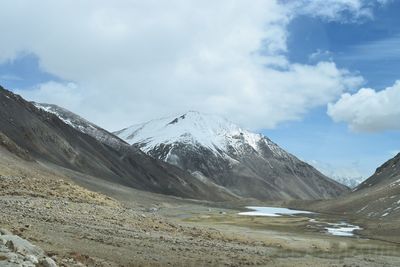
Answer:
xmin=0 ymin=171 xmax=278 ymax=266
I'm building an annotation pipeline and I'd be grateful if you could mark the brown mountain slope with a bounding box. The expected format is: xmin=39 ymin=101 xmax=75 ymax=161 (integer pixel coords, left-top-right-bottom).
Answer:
xmin=298 ymin=154 xmax=400 ymax=243
xmin=310 ymin=153 xmax=400 ymax=220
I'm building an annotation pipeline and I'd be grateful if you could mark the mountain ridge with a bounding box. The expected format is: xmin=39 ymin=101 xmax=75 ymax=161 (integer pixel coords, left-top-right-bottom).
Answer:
xmin=33 ymin=102 xmax=129 ymax=151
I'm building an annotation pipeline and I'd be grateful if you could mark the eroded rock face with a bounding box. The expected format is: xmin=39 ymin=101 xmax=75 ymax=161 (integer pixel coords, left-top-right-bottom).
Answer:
xmin=0 ymin=228 xmax=57 ymax=267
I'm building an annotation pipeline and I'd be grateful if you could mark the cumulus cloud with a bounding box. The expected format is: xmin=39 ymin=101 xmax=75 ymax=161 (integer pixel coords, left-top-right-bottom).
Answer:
xmin=328 ymin=81 xmax=400 ymax=132
xmin=0 ymin=0 xmax=379 ymax=130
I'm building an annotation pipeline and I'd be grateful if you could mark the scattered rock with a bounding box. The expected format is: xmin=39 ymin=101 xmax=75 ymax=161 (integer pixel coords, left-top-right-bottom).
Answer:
xmin=3 ymin=235 xmax=44 ymax=257
xmin=0 ymin=229 xmax=57 ymax=267
xmin=0 ymin=229 xmax=13 ymax=236
xmin=25 ymin=254 xmax=39 ymax=264
xmin=148 ymin=207 xmax=158 ymax=212
xmin=39 ymin=257 xmax=57 ymax=267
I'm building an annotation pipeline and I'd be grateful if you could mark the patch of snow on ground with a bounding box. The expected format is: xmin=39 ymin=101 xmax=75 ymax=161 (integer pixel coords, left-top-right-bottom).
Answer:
xmin=325 ymin=222 xmax=362 ymax=237
xmin=357 ymin=205 xmax=369 ymax=213
xmin=238 ymin=206 xmax=313 ymax=217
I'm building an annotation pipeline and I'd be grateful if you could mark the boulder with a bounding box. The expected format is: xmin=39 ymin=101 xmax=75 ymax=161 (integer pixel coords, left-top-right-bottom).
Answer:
xmin=2 ymin=235 xmax=44 ymax=257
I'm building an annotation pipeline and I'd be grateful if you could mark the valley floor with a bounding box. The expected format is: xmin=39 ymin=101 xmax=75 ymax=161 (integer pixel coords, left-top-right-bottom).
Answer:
xmin=1 ymin=151 xmax=400 ymax=266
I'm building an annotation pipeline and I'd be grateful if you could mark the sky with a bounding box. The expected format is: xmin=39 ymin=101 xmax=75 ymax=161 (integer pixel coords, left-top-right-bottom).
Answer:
xmin=0 ymin=0 xmax=399 ymax=180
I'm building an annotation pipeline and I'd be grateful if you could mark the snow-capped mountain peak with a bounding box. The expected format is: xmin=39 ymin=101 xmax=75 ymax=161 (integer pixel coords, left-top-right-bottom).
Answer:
xmin=114 ymin=111 xmax=282 ymax=157
xmin=115 ymin=111 xmax=348 ymax=200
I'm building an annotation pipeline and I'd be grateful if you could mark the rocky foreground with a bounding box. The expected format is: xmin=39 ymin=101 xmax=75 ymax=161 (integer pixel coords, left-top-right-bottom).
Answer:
xmin=0 ymin=228 xmax=57 ymax=267
xmin=0 ymin=153 xmax=274 ymax=266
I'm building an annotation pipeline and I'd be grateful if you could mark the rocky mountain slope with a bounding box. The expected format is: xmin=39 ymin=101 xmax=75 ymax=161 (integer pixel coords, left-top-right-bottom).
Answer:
xmin=318 ymin=153 xmax=400 ymax=219
xmin=115 ymin=111 xmax=348 ymax=200
xmin=341 ymin=153 xmax=400 ymax=219
xmin=302 ymin=153 xmax=400 ymax=242
xmin=33 ymin=102 xmax=128 ymax=151
xmin=0 ymin=86 xmax=234 ymax=201
xmin=356 ymin=153 xmax=400 ymax=191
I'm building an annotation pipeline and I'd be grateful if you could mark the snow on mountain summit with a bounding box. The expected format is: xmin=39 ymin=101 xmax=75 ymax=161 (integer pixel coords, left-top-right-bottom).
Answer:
xmin=115 ymin=111 xmax=348 ymax=200
xmin=114 ymin=111 xmax=285 ymax=157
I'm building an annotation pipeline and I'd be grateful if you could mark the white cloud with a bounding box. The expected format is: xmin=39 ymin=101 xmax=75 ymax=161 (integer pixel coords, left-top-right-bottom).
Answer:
xmin=0 ymin=0 xmax=379 ymax=130
xmin=309 ymin=50 xmax=334 ymax=62
xmin=328 ymin=81 xmax=400 ymax=132
xmin=17 ymin=81 xmax=82 ymax=111
xmin=287 ymin=0 xmax=387 ymax=22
